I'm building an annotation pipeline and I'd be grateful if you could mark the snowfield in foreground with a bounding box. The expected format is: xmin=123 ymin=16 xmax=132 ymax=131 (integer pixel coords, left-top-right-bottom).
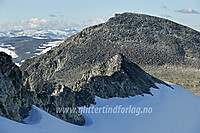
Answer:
xmin=0 ymin=83 xmax=200 ymax=133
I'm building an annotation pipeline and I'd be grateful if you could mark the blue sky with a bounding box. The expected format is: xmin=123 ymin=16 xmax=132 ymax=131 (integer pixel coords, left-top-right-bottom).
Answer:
xmin=0 ymin=0 xmax=200 ymax=31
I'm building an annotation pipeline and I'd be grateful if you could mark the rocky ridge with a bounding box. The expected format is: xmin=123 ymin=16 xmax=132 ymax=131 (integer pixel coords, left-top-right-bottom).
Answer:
xmin=74 ymin=53 xmax=173 ymax=106
xmin=0 ymin=51 xmax=173 ymax=126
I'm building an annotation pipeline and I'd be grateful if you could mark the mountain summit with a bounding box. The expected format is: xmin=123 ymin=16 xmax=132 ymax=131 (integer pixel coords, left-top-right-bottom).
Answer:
xmin=19 ymin=12 xmax=200 ymax=125
xmin=21 ymin=12 xmax=200 ymax=91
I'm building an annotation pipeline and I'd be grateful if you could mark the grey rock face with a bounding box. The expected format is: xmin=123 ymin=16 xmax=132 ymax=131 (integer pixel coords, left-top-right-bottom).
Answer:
xmin=74 ymin=53 xmax=172 ymax=106
xmin=0 ymin=52 xmax=85 ymax=125
xmin=29 ymin=83 xmax=85 ymax=126
xmin=0 ymin=52 xmax=30 ymax=122
xmin=7 ymin=12 xmax=200 ymax=126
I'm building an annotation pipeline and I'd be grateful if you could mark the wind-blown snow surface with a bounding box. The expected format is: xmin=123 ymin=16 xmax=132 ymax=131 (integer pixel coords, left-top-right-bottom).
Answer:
xmin=0 ymin=83 xmax=200 ymax=133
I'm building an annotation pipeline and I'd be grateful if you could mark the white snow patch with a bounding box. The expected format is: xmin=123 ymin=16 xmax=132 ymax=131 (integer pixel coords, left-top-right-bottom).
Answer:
xmin=0 ymin=47 xmax=18 ymax=58
xmin=38 ymin=46 xmax=46 ymax=49
xmin=32 ymin=37 xmax=45 ymax=39
xmin=15 ymin=63 xmax=21 ymax=67
xmin=35 ymin=40 xmax=63 ymax=55
xmin=9 ymin=46 xmax=15 ymax=50
xmin=4 ymin=44 xmax=12 ymax=47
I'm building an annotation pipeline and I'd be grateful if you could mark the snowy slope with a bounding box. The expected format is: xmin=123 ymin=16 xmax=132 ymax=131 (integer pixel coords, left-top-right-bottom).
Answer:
xmin=0 ymin=83 xmax=200 ymax=133
xmin=35 ymin=40 xmax=63 ymax=55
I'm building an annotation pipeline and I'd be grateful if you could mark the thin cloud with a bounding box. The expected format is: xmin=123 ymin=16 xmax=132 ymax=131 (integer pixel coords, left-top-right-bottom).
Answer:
xmin=162 ymin=5 xmax=168 ymax=10
xmin=0 ymin=16 xmax=109 ymax=31
xmin=0 ymin=18 xmax=70 ymax=31
xmin=87 ymin=16 xmax=108 ymax=26
xmin=70 ymin=16 xmax=108 ymax=30
xmin=175 ymin=8 xmax=200 ymax=14
xmin=161 ymin=14 xmax=171 ymax=18
xmin=49 ymin=14 xmax=56 ymax=17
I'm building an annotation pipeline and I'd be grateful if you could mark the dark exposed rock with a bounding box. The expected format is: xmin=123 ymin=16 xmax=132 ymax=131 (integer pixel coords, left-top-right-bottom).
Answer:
xmin=75 ymin=54 xmax=171 ymax=100
xmin=21 ymin=52 xmax=173 ymax=126
xmin=0 ymin=52 xmax=31 ymax=122
xmin=30 ymin=84 xmax=85 ymax=126
xmin=0 ymin=52 xmax=85 ymax=125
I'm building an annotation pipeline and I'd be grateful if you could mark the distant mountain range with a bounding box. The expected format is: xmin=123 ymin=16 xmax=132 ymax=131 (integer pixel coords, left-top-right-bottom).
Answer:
xmin=0 ymin=29 xmax=78 ymax=39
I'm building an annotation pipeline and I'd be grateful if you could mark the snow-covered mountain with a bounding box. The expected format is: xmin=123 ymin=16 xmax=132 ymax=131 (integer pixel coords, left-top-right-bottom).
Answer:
xmin=0 ymin=83 xmax=200 ymax=133
xmin=0 ymin=29 xmax=78 ymax=39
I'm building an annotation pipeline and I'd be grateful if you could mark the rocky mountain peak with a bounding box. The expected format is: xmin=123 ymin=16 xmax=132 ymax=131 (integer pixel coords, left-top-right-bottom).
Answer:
xmin=19 ymin=12 xmax=200 ymax=125
xmin=3 ymin=12 xmax=199 ymax=126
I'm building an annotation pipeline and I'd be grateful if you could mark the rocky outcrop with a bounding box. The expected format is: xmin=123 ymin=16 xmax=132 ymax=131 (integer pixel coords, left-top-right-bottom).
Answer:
xmin=0 ymin=52 xmax=85 ymax=125
xmin=74 ymin=53 xmax=173 ymax=106
xmin=0 ymin=52 xmax=31 ymax=122
xmin=29 ymin=82 xmax=85 ymax=126
xmin=23 ymin=52 xmax=174 ymax=126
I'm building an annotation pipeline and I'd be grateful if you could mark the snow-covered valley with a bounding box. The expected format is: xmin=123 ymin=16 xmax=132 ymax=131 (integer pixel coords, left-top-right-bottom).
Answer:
xmin=0 ymin=37 xmax=64 ymax=65
xmin=0 ymin=29 xmax=78 ymax=65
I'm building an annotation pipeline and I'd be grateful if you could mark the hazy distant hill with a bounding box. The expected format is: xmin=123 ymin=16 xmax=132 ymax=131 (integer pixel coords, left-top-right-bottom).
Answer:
xmin=0 ymin=29 xmax=78 ymax=39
